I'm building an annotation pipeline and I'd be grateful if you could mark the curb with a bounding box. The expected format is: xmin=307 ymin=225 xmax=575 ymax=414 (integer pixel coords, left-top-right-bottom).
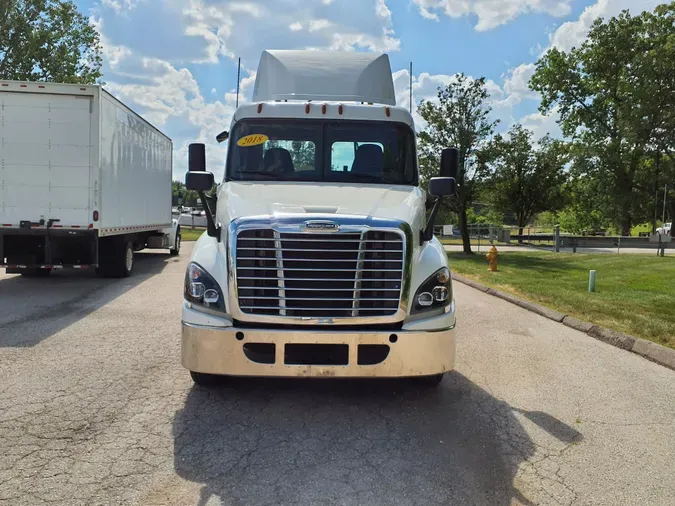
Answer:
xmin=451 ymin=274 xmax=675 ymax=372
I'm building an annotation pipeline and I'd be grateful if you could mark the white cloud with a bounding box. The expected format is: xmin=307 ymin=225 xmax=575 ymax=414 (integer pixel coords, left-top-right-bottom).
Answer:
xmin=520 ymin=109 xmax=562 ymax=138
xmin=502 ymin=63 xmax=538 ymax=105
xmin=548 ymin=0 xmax=663 ymax=52
xmin=392 ymin=68 xmax=519 ymax=133
xmin=101 ymin=0 xmax=142 ymax=14
xmin=412 ymin=0 xmax=573 ymax=31
xmin=308 ymin=19 xmax=332 ymax=32
xmin=164 ymin=0 xmax=400 ymax=64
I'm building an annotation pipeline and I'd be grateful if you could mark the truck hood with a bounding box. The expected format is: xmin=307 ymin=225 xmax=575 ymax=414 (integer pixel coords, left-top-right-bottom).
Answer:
xmin=218 ymin=181 xmax=426 ymax=228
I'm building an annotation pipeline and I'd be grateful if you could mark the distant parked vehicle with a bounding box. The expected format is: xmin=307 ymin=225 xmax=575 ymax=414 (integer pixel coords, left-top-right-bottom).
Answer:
xmin=656 ymin=222 xmax=672 ymax=236
xmin=0 ymin=80 xmax=180 ymax=277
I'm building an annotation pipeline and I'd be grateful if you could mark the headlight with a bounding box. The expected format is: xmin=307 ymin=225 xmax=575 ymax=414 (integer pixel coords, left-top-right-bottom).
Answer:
xmin=184 ymin=262 xmax=226 ymax=312
xmin=411 ymin=266 xmax=453 ymax=314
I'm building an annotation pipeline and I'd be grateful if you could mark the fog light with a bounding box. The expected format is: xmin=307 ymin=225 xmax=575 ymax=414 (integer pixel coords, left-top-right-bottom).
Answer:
xmin=189 ymin=282 xmax=205 ymax=298
xmin=204 ymin=289 xmax=219 ymax=304
xmin=432 ymin=286 xmax=449 ymax=302
xmin=437 ymin=267 xmax=450 ymax=284
xmin=417 ymin=292 xmax=433 ymax=307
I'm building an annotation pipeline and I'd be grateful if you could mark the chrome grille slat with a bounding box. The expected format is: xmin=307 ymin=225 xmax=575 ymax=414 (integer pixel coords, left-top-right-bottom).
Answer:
xmin=237 ymin=238 xmax=401 ymax=243
xmin=241 ymin=296 xmax=400 ymax=301
xmin=239 ymin=286 xmax=400 ymax=291
xmin=238 ymin=247 xmax=403 ymax=253
xmin=238 ymin=257 xmax=403 ymax=263
xmin=237 ymin=267 xmax=401 ymax=272
xmin=236 ymin=229 xmax=404 ymax=318
xmin=239 ymin=306 xmax=398 ymax=311
xmin=238 ymin=276 xmax=400 ymax=282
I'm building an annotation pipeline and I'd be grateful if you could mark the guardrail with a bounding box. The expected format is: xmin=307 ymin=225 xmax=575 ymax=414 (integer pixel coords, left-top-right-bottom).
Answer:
xmin=441 ymin=223 xmax=673 ymax=255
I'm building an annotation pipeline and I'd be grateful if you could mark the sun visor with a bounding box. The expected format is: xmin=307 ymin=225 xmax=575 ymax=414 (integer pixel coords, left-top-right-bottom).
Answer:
xmin=252 ymin=50 xmax=396 ymax=106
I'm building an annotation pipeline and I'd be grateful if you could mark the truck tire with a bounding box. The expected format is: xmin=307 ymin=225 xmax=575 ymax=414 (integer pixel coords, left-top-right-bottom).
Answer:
xmin=20 ymin=268 xmax=52 ymax=277
xmin=170 ymin=231 xmax=181 ymax=256
xmin=189 ymin=371 xmax=224 ymax=387
xmin=412 ymin=373 xmax=444 ymax=387
xmin=119 ymin=241 xmax=134 ymax=277
xmin=97 ymin=239 xmax=134 ymax=278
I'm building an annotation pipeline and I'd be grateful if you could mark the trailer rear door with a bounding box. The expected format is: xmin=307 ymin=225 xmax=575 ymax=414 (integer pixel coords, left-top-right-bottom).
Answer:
xmin=0 ymin=91 xmax=93 ymax=228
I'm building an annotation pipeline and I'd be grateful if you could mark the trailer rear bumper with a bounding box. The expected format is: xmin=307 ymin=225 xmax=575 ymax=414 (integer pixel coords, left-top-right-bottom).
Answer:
xmin=0 ymin=227 xmax=98 ymax=269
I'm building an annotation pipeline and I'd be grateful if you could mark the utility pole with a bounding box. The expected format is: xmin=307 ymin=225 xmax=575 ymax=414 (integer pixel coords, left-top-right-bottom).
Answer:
xmin=409 ymin=62 xmax=413 ymax=114
xmin=663 ymin=183 xmax=668 ymax=225
xmin=236 ymin=57 xmax=241 ymax=108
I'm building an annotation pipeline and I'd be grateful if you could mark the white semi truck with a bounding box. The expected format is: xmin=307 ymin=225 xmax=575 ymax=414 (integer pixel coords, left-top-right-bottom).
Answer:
xmin=0 ymin=81 xmax=180 ymax=277
xmin=181 ymin=50 xmax=458 ymax=386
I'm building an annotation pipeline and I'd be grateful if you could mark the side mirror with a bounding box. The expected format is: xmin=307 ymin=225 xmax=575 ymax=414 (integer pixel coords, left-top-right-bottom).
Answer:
xmin=216 ymin=130 xmax=229 ymax=143
xmin=440 ymin=147 xmax=459 ymax=179
xmin=185 ymin=171 xmax=214 ymax=191
xmin=429 ymin=177 xmax=456 ymax=197
xmin=188 ymin=143 xmax=206 ymax=172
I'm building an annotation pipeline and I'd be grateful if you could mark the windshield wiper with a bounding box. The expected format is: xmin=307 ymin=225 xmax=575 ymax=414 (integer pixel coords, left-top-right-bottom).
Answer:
xmin=341 ymin=173 xmax=388 ymax=183
xmin=235 ymin=170 xmax=284 ymax=179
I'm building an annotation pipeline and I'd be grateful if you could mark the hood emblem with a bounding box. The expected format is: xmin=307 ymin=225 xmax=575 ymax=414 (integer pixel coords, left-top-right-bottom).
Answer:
xmin=301 ymin=220 xmax=340 ymax=233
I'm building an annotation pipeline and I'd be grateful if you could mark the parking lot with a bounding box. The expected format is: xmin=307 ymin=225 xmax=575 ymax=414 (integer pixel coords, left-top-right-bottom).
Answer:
xmin=1 ymin=243 xmax=674 ymax=506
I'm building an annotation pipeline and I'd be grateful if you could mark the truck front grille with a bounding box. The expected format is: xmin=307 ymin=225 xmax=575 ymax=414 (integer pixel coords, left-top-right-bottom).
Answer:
xmin=236 ymin=229 xmax=404 ymax=318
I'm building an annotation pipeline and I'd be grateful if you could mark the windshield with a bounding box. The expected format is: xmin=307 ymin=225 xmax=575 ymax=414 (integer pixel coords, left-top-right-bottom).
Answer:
xmin=226 ymin=119 xmax=417 ymax=185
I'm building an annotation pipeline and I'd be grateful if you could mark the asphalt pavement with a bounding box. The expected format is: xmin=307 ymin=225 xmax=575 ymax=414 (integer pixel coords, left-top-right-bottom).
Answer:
xmin=1 ymin=244 xmax=674 ymax=505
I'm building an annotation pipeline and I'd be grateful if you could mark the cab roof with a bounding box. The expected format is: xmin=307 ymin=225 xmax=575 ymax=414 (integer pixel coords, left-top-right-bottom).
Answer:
xmin=252 ymin=50 xmax=396 ymax=106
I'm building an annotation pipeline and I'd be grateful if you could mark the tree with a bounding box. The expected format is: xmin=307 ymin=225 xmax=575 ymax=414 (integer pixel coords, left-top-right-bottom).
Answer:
xmin=418 ymin=74 xmax=499 ymax=253
xmin=482 ymin=124 xmax=568 ymax=239
xmin=0 ymin=0 xmax=102 ymax=83
xmin=530 ymin=3 xmax=675 ymax=235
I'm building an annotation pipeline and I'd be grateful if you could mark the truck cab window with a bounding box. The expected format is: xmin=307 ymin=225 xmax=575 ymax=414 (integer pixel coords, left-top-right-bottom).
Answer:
xmin=227 ymin=120 xmax=416 ymax=185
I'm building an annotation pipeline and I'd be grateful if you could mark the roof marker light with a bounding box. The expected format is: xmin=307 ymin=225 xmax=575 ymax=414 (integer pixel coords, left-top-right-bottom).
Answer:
xmin=385 ymin=106 xmax=390 ymax=117
xmin=338 ymin=104 xmax=343 ymax=115
xmin=257 ymin=103 xmax=263 ymax=113
xmin=321 ymin=104 xmax=327 ymax=114
xmin=305 ymin=103 xmax=311 ymax=114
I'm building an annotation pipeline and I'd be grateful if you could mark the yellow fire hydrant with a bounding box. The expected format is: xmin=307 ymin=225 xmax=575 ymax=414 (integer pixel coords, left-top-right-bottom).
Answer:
xmin=486 ymin=245 xmax=499 ymax=272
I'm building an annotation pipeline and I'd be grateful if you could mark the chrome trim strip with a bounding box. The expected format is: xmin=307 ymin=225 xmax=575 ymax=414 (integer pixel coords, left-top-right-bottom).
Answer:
xmin=352 ymin=231 xmax=366 ymax=317
xmin=228 ymin=214 xmax=412 ymax=326
xmin=273 ymin=230 xmax=286 ymax=317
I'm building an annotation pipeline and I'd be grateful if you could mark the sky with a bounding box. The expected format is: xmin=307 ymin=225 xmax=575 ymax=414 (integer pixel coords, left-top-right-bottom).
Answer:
xmin=74 ymin=0 xmax=665 ymax=180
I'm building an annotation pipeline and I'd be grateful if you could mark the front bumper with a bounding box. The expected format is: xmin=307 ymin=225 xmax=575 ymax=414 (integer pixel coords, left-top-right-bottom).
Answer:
xmin=182 ymin=322 xmax=456 ymax=378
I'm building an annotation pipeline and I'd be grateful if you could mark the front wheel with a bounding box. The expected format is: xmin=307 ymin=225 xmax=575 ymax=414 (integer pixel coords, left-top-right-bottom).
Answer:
xmin=190 ymin=371 xmax=224 ymax=387
xmin=20 ymin=268 xmax=52 ymax=277
xmin=170 ymin=232 xmax=181 ymax=256
xmin=412 ymin=373 xmax=445 ymax=387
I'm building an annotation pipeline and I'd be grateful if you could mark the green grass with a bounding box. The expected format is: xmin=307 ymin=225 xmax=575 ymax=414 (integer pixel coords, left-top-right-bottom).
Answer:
xmin=181 ymin=227 xmax=206 ymax=241
xmin=448 ymin=251 xmax=675 ymax=349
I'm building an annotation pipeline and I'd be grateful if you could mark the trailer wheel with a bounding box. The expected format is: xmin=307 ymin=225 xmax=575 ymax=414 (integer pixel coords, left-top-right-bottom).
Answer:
xmin=170 ymin=231 xmax=181 ymax=256
xmin=189 ymin=371 xmax=224 ymax=387
xmin=97 ymin=239 xmax=133 ymax=278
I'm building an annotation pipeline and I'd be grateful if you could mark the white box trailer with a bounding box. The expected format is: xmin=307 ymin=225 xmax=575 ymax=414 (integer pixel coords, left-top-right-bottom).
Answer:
xmin=0 ymin=81 xmax=180 ymax=277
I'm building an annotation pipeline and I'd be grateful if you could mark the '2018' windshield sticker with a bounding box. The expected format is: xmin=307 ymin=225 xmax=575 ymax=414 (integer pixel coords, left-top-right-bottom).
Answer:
xmin=237 ymin=134 xmax=269 ymax=147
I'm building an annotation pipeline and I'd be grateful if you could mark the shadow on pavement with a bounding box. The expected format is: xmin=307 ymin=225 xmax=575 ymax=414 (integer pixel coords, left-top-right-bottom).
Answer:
xmin=172 ymin=372 xmax=582 ymax=505
xmin=0 ymin=252 xmax=173 ymax=347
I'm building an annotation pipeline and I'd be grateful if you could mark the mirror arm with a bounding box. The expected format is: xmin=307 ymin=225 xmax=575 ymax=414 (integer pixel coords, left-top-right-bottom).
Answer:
xmin=199 ymin=190 xmax=220 ymax=239
xmin=421 ymin=197 xmax=442 ymax=245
